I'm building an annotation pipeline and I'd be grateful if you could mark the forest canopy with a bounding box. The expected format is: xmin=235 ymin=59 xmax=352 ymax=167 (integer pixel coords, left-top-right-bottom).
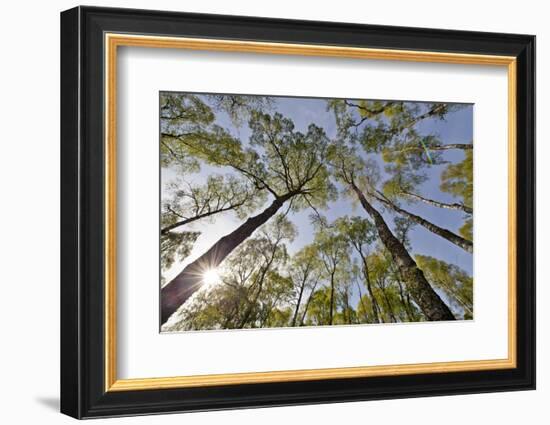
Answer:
xmin=159 ymin=93 xmax=473 ymax=331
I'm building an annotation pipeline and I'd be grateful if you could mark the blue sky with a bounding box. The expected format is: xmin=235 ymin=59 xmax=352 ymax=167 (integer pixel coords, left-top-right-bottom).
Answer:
xmin=161 ymin=93 xmax=473 ymax=312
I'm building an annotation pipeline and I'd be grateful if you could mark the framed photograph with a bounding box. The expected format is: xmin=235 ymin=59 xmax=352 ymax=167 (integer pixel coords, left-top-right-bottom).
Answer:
xmin=60 ymin=6 xmax=535 ymax=419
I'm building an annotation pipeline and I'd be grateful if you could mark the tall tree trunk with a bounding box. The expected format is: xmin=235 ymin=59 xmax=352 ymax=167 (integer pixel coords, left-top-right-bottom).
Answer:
xmin=345 ymin=292 xmax=353 ymax=324
xmin=355 ymin=280 xmax=368 ymax=322
xmin=350 ymin=183 xmax=455 ymax=321
xmin=357 ymin=252 xmax=381 ymax=323
xmin=428 ymin=143 xmax=473 ymax=151
xmin=452 ymin=293 xmax=473 ymax=316
xmin=376 ymin=194 xmax=473 ymax=254
xmin=222 ymin=304 xmax=239 ymax=329
xmin=402 ymin=190 xmax=473 ymax=214
xmin=393 ymin=104 xmax=447 ymax=134
xmin=435 ymin=279 xmax=473 ymax=316
xmin=291 ymin=272 xmax=309 ymax=327
xmin=237 ymin=268 xmax=268 ymax=329
xmin=379 ymin=282 xmax=397 ymax=323
xmin=329 ymin=269 xmax=336 ymax=325
xmin=395 ymin=143 xmax=472 ymax=157
xmin=161 ymin=202 xmax=244 ymax=235
xmin=161 ymin=194 xmax=292 ymax=324
xmin=396 ymin=278 xmax=415 ymax=322
xmin=299 ymin=281 xmax=318 ymax=326
xmin=237 ymin=245 xmax=279 ymax=329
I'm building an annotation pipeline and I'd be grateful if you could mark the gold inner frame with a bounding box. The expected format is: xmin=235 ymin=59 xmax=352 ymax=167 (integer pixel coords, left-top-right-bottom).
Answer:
xmin=104 ymin=33 xmax=517 ymax=392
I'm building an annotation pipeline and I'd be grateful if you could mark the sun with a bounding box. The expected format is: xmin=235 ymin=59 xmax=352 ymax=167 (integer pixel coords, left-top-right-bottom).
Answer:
xmin=202 ymin=268 xmax=221 ymax=286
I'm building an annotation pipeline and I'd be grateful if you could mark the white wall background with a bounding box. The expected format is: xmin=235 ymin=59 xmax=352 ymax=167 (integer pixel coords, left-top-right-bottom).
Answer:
xmin=0 ymin=0 xmax=544 ymax=423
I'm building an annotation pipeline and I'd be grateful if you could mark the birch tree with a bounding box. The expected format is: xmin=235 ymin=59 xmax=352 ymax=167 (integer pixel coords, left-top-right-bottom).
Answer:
xmin=160 ymin=109 xmax=334 ymax=323
xmin=330 ymin=145 xmax=455 ymax=321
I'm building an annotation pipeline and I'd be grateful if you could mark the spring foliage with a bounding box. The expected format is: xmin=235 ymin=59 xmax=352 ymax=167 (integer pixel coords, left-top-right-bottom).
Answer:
xmin=160 ymin=94 xmax=473 ymax=330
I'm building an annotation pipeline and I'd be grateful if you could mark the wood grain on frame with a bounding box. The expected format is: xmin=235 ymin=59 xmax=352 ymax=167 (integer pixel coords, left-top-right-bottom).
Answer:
xmin=104 ymin=33 xmax=517 ymax=392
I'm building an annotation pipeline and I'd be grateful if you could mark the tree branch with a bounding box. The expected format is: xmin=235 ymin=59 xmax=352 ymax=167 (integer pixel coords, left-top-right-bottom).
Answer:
xmin=401 ymin=190 xmax=472 ymax=214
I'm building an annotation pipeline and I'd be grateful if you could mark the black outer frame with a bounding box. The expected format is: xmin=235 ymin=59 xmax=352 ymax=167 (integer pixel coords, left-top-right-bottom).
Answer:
xmin=60 ymin=5 xmax=536 ymax=419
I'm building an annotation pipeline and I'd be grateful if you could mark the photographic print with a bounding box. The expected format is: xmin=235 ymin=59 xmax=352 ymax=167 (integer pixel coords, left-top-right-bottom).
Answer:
xmin=160 ymin=93 xmax=473 ymax=332
xmin=61 ymin=9 xmax=535 ymax=417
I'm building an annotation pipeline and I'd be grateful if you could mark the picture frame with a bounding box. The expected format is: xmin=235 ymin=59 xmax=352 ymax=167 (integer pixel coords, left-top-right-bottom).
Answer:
xmin=60 ymin=5 xmax=535 ymax=419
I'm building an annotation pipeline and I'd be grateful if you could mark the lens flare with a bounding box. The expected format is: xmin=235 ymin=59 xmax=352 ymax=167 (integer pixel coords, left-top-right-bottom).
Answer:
xmin=203 ymin=268 xmax=220 ymax=286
